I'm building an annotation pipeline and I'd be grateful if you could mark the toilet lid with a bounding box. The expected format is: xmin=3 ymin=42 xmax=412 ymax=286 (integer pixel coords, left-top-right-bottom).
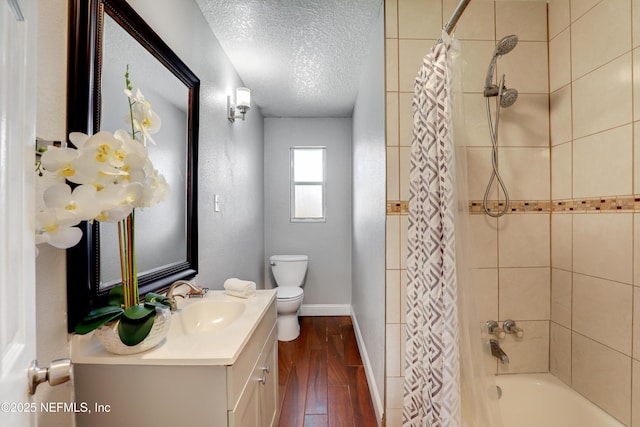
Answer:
xmin=277 ymin=287 xmax=303 ymax=300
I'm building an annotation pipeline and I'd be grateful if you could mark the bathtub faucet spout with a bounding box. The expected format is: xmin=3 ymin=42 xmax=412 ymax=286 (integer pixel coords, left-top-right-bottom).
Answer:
xmin=489 ymin=339 xmax=509 ymax=364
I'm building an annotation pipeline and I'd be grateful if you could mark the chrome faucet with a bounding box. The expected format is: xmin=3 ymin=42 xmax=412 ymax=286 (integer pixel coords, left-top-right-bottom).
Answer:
xmin=165 ymin=280 xmax=208 ymax=311
xmin=489 ymin=339 xmax=509 ymax=364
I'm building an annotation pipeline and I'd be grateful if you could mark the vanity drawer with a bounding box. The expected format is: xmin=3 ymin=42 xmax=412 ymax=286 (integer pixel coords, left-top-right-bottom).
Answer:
xmin=226 ymin=299 xmax=276 ymax=409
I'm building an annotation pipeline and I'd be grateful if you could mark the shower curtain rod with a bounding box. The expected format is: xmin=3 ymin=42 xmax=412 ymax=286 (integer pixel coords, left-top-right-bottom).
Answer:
xmin=443 ymin=0 xmax=471 ymax=35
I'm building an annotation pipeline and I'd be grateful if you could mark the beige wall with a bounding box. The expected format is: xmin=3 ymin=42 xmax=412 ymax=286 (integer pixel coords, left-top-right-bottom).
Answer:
xmin=384 ymin=0 xmax=550 ymax=425
xmin=548 ymin=1 xmax=639 ymax=426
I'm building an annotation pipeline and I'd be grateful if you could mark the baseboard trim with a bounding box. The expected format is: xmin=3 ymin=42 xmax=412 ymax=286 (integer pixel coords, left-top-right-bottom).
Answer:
xmin=299 ymin=304 xmax=351 ymax=316
xmin=350 ymin=307 xmax=384 ymax=426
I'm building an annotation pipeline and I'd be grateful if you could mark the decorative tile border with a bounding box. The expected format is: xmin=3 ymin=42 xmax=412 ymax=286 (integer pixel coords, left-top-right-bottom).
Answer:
xmin=469 ymin=200 xmax=551 ymax=214
xmin=551 ymin=197 xmax=637 ymax=212
xmin=387 ymin=201 xmax=408 ymax=214
xmin=386 ymin=197 xmax=640 ymax=215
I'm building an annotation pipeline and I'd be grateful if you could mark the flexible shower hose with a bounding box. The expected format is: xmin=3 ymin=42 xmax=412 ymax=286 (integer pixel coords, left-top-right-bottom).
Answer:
xmin=482 ymin=87 xmax=510 ymax=217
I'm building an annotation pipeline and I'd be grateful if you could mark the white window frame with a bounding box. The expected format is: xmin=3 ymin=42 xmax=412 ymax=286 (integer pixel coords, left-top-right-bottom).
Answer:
xmin=290 ymin=146 xmax=327 ymax=222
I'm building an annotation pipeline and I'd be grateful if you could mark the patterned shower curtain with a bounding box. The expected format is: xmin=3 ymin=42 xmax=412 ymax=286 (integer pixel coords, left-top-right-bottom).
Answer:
xmin=403 ymin=32 xmax=460 ymax=427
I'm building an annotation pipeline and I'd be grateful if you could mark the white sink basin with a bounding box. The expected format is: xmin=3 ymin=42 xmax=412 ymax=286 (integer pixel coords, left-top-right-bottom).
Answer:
xmin=176 ymin=300 xmax=246 ymax=335
xmin=72 ymin=290 xmax=277 ymax=365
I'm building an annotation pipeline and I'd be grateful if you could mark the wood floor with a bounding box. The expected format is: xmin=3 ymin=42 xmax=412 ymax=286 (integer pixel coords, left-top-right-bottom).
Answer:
xmin=277 ymin=316 xmax=378 ymax=427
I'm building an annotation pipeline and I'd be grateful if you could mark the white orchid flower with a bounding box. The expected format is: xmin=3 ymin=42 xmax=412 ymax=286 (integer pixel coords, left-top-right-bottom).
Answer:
xmin=80 ymin=131 xmax=127 ymax=168
xmin=40 ymin=146 xmax=81 ymax=181
xmin=35 ymin=209 xmax=83 ymax=249
xmin=138 ymin=172 xmax=169 ymax=208
xmin=113 ymin=129 xmax=148 ymax=171
xmin=37 ymin=74 xmax=170 ymax=255
xmin=45 ymin=132 xmax=128 ymax=186
xmin=43 ymin=183 xmax=102 ymax=222
xmin=95 ymin=182 xmax=144 ymax=222
xmin=125 ymin=88 xmax=161 ymax=145
xmin=69 ymin=134 xmax=130 ymax=186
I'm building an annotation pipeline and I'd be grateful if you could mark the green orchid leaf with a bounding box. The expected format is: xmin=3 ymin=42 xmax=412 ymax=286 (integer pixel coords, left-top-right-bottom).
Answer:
xmin=85 ymin=305 xmax=124 ymax=319
xmin=123 ymin=305 xmax=154 ymax=321
xmin=108 ymin=286 xmax=125 ymax=307
xmin=117 ymin=312 xmax=156 ymax=346
xmin=75 ymin=308 xmax=123 ymax=335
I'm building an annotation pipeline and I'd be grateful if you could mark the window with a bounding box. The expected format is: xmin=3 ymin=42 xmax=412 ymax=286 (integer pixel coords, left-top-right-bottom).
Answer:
xmin=291 ymin=147 xmax=326 ymax=222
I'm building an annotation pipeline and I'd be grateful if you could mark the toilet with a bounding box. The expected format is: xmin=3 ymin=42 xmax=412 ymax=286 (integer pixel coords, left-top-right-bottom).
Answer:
xmin=270 ymin=255 xmax=307 ymax=341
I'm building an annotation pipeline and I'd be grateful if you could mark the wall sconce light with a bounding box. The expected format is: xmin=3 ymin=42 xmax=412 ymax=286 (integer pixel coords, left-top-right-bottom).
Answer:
xmin=227 ymin=87 xmax=251 ymax=122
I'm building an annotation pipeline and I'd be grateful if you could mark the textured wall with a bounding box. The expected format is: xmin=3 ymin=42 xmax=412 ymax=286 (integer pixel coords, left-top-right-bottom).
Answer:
xmin=351 ymin=3 xmax=386 ymax=418
xmin=126 ymin=0 xmax=266 ymax=289
xmin=264 ymin=118 xmax=353 ymax=306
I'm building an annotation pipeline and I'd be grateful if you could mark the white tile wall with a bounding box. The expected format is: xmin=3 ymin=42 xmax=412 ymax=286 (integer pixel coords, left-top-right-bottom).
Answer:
xmin=572 ymin=125 xmax=633 ymax=198
xmin=571 ymin=54 xmax=633 ymax=140
xmin=572 ymin=333 xmax=632 ymax=425
xmin=499 ymin=94 xmax=550 ymax=147
xmin=499 ymin=267 xmax=550 ymax=320
xmin=572 ymin=273 xmax=633 ymax=355
xmin=572 ymin=213 xmax=633 ymax=284
xmin=548 ymin=0 xmax=570 ymax=38
xmin=549 ymin=84 xmax=572 ymax=146
xmin=499 ymin=147 xmax=550 ymax=200
xmin=547 ymin=2 xmax=640 ymax=424
xmin=498 ymin=321 xmax=549 ymax=374
xmin=551 ymin=142 xmax=571 ymax=200
xmin=549 ymin=322 xmax=571 ymax=383
xmin=551 ymin=267 xmax=571 ymax=327
xmin=498 ymin=214 xmax=550 ymax=268
xmin=570 ymin=0 xmax=631 ymax=81
xmin=549 ymin=28 xmax=571 ymax=92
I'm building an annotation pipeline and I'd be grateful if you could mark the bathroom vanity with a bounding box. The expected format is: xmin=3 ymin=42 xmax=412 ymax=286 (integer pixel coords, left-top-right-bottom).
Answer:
xmin=72 ymin=290 xmax=278 ymax=427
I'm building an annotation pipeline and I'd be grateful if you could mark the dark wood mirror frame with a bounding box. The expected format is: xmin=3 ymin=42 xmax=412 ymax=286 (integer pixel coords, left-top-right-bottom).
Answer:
xmin=66 ymin=0 xmax=199 ymax=332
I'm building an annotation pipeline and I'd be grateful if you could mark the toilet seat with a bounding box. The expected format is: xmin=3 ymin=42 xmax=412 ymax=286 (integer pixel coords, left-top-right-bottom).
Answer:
xmin=276 ymin=287 xmax=303 ymax=300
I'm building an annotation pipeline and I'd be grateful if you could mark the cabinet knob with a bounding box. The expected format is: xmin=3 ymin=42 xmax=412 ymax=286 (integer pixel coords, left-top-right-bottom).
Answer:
xmin=258 ymin=375 xmax=267 ymax=385
xmin=261 ymin=365 xmax=270 ymax=374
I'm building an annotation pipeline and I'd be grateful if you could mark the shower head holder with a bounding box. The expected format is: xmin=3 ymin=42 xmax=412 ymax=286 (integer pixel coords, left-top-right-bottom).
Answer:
xmin=483 ymin=85 xmax=500 ymax=97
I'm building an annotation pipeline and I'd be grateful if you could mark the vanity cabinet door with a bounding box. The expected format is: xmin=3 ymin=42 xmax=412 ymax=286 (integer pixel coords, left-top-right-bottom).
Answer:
xmin=229 ymin=374 xmax=261 ymax=427
xmin=229 ymin=319 xmax=278 ymax=427
xmin=259 ymin=338 xmax=278 ymax=427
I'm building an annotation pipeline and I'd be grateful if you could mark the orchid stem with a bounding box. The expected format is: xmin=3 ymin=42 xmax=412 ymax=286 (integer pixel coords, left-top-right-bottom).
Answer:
xmin=117 ymin=220 xmax=129 ymax=309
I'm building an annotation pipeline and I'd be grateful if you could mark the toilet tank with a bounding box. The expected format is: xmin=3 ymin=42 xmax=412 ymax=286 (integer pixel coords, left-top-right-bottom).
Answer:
xmin=270 ymin=255 xmax=308 ymax=287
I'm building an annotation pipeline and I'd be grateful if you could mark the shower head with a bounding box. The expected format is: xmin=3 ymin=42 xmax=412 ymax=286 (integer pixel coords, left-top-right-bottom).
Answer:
xmin=484 ymin=34 xmax=519 ymax=94
xmin=494 ymin=34 xmax=518 ymax=56
xmin=500 ymin=87 xmax=518 ymax=108
xmin=493 ymin=74 xmax=518 ymax=108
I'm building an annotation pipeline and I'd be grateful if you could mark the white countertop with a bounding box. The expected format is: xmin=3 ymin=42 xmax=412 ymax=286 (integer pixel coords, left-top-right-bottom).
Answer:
xmin=71 ymin=289 xmax=276 ymax=366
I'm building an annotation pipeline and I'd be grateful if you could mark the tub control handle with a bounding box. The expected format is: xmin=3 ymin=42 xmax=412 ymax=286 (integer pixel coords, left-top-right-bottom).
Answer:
xmin=503 ymin=319 xmax=524 ymax=338
xmin=486 ymin=320 xmax=506 ymax=339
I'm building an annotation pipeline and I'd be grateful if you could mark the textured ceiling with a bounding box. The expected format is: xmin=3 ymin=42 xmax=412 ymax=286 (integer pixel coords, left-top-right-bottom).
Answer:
xmin=196 ymin=0 xmax=383 ymax=117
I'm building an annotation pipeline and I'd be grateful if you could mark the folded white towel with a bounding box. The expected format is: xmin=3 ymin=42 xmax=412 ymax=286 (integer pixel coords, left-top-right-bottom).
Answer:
xmin=224 ymin=278 xmax=256 ymax=298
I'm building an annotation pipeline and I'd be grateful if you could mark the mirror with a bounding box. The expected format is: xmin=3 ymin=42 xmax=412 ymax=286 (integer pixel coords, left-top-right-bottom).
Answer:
xmin=66 ymin=0 xmax=199 ymax=331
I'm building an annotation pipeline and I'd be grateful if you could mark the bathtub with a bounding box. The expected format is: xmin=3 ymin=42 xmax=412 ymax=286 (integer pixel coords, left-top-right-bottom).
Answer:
xmin=495 ymin=373 xmax=625 ymax=427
